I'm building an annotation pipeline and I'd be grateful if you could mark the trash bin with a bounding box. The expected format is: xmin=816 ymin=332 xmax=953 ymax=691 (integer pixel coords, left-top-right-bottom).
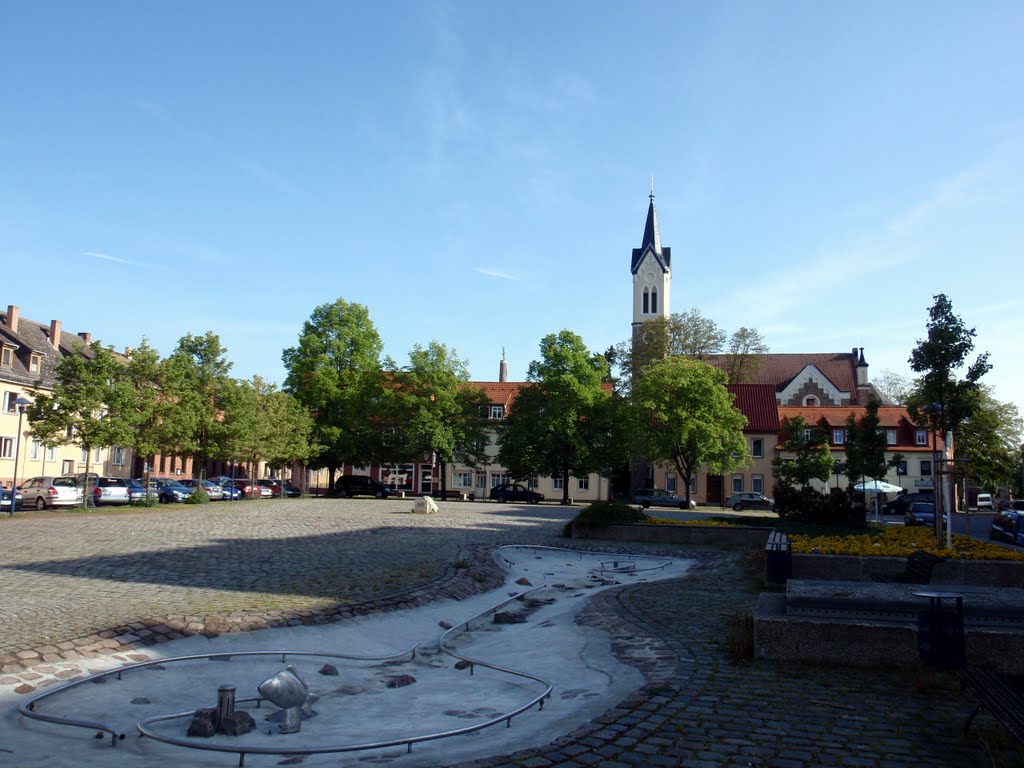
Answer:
xmin=915 ymin=591 xmax=965 ymax=670
xmin=764 ymin=532 xmax=792 ymax=585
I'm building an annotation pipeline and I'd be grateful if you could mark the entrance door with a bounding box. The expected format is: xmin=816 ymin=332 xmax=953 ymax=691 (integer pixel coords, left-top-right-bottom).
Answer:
xmin=419 ymin=464 xmax=433 ymax=495
xmin=707 ymin=475 xmax=723 ymax=504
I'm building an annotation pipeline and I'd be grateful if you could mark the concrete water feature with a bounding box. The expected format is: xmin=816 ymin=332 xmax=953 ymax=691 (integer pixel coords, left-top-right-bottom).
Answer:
xmin=3 ymin=546 xmax=691 ymax=767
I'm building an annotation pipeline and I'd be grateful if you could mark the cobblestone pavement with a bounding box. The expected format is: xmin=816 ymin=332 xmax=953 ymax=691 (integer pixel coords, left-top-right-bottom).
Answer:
xmin=2 ymin=498 xmax=1021 ymax=767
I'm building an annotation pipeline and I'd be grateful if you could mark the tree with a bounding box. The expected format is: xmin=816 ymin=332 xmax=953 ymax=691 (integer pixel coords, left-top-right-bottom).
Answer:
xmin=159 ymin=331 xmax=234 ymax=477
xmin=230 ymin=377 xmax=313 ymax=481
xmin=954 ymin=386 xmax=1022 ymax=493
xmin=773 ymin=416 xmax=834 ymax=490
xmin=26 ymin=343 xmax=135 ymax=506
xmin=844 ymin=398 xmax=903 ymax=498
xmin=619 ymin=309 xmax=726 ymax=380
xmin=393 ymin=342 xmax=489 ymax=498
xmin=906 ymin=294 xmax=991 ymax=545
xmin=497 ymin=331 xmax=613 ymax=504
xmin=282 ymin=298 xmax=385 ymax=490
xmin=123 ymin=339 xmax=165 ymax=486
xmin=631 ymin=357 xmax=748 ymax=508
xmin=873 ymin=369 xmax=913 ymax=406
xmin=723 ymin=327 xmax=769 ymax=384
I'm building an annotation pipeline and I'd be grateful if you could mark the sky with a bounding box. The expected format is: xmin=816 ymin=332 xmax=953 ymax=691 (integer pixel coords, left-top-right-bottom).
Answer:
xmin=2 ymin=2 xmax=1022 ymax=412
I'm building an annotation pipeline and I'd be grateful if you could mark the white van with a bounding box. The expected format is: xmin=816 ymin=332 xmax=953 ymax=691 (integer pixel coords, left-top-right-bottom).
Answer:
xmin=977 ymin=493 xmax=994 ymax=510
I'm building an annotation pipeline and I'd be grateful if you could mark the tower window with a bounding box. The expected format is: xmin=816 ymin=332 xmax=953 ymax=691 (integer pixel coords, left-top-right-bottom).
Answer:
xmin=642 ymin=288 xmax=649 ymax=314
xmin=651 ymin=288 xmax=658 ymax=313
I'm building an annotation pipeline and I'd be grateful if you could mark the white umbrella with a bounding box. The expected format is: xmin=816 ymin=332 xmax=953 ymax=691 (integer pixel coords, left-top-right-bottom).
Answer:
xmin=854 ymin=479 xmax=903 ymax=493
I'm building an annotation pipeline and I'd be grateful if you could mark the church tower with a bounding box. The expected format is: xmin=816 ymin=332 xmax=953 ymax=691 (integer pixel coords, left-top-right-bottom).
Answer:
xmin=630 ymin=186 xmax=671 ymax=340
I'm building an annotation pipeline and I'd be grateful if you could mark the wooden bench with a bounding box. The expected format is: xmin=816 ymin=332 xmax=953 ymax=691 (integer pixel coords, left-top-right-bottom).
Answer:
xmin=871 ymin=549 xmax=946 ymax=584
xmin=957 ymin=666 xmax=1024 ymax=745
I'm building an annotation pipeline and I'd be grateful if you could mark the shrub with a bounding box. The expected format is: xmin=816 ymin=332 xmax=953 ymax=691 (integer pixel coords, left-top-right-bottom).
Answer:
xmin=790 ymin=526 xmax=1024 ymax=561
xmin=773 ymin=484 xmax=865 ymax=527
xmin=563 ymin=500 xmax=653 ymax=537
xmin=184 ymin=489 xmax=210 ymax=505
xmin=131 ymin=496 xmax=159 ymax=508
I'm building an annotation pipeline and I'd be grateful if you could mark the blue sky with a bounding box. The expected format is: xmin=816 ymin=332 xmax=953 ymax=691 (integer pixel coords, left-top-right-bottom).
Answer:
xmin=2 ymin=2 xmax=1022 ymax=412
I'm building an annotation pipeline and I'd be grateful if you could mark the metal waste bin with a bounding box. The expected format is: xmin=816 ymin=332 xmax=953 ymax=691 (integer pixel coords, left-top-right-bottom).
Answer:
xmin=914 ymin=591 xmax=965 ymax=670
xmin=764 ymin=532 xmax=792 ymax=585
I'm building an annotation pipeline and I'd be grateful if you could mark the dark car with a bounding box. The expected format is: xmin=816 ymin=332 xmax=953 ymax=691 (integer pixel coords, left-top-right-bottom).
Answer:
xmin=723 ymin=492 xmax=774 ymax=512
xmin=904 ymin=501 xmax=936 ymax=526
xmin=989 ymin=510 xmax=1024 ymax=547
xmin=334 ymin=475 xmax=392 ymax=498
xmin=883 ymin=491 xmax=934 ymax=515
xmin=1 ymin=487 xmax=23 ymax=513
xmin=633 ymin=488 xmax=696 ymax=510
xmin=489 ymin=483 xmax=544 ymax=504
xmin=282 ymin=481 xmax=302 ymax=498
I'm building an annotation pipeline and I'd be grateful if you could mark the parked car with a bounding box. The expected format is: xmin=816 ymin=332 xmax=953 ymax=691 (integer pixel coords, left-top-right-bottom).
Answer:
xmin=334 ymin=475 xmax=392 ymax=499
xmin=989 ymin=510 xmax=1024 ymax=547
xmin=1 ymin=487 xmax=23 ymax=513
xmin=723 ymin=492 xmax=774 ymax=512
xmin=882 ymin=491 xmax=934 ymax=515
xmin=90 ymin=476 xmax=131 ymax=506
xmin=258 ymin=479 xmax=283 ymax=498
xmin=489 ymin=483 xmax=544 ymax=504
xmin=148 ymin=477 xmax=193 ymax=504
xmin=976 ymin=493 xmax=994 ymax=510
xmin=19 ymin=476 xmax=83 ymax=510
xmin=220 ymin=478 xmax=263 ymax=499
xmin=216 ymin=482 xmax=244 ymax=501
xmin=904 ymin=501 xmax=936 ymax=526
xmin=633 ymin=488 xmax=696 ymax=510
xmin=126 ymin=479 xmax=159 ymax=503
xmin=281 ymin=481 xmax=302 ymax=498
xmin=178 ymin=479 xmax=225 ymax=501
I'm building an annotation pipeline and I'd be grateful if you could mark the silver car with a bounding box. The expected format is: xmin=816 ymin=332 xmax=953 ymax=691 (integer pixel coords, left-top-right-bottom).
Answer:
xmin=19 ymin=476 xmax=83 ymax=510
xmin=89 ymin=476 xmax=131 ymax=506
xmin=179 ymin=479 xmax=225 ymax=501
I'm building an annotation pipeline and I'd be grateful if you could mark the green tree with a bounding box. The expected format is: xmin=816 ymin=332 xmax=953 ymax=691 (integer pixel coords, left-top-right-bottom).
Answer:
xmin=906 ymin=294 xmax=991 ymax=545
xmin=844 ymin=398 xmax=902 ymax=487
xmin=159 ymin=331 xmax=234 ymax=477
xmin=282 ymin=298 xmax=385 ymax=490
xmin=497 ymin=331 xmax=612 ymax=504
xmin=773 ymin=416 xmax=834 ymax=490
xmin=230 ymin=377 xmax=313 ymax=481
xmin=873 ymin=369 xmax=913 ymax=406
xmin=392 ymin=342 xmax=489 ymax=498
xmin=723 ymin=327 xmax=769 ymax=384
xmin=123 ymin=339 xmax=165 ymax=486
xmin=26 ymin=343 xmax=135 ymax=507
xmin=954 ymin=386 xmax=1022 ymax=493
xmin=631 ymin=357 xmax=748 ymax=508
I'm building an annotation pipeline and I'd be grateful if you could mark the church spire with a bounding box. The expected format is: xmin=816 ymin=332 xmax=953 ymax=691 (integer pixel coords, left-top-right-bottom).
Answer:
xmin=641 ymin=182 xmax=662 ymax=255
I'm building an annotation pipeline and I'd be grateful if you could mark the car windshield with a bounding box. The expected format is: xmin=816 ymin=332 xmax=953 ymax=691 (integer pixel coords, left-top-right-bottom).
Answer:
xmin=912 ymin=503 xmax=935 ymax=512
xmin=52 ymin=478 xmax=77 ymax=487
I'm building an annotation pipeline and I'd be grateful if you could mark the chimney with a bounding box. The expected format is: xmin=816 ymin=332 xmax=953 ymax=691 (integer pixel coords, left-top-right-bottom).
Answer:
xmin=856 ymin=346 xmax=870 ymax=396
xmin=49 ymin=319 xmax=62 ymax=349
xmin=5 ymin=305 xmax=18 ymax=333
xmin=499 ymin=348 xmax=508 ymax=383
xmin=78 ymin=332 xmax=92 ymax=345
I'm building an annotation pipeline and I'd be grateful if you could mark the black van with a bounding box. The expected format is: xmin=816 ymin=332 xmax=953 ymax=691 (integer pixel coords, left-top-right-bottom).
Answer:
xmin=334 ymin=475 xmax=392 ymax=499
xmin=883 ymin=491 xmax=934 ymax=515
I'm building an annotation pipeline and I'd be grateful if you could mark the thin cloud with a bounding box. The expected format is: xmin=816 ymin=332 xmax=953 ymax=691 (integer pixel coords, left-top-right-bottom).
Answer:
xmin=474 ymin=267 xmax=518 ymax=280
xmin=85 ymin=251 xmax=165 ymax=270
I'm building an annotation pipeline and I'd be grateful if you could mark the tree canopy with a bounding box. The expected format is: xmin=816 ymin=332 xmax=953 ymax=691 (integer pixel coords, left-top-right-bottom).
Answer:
xmin=631 ymin=357 xmax=748 ymax=507
xmin=772 ymin=416 xmax=833 ymax=490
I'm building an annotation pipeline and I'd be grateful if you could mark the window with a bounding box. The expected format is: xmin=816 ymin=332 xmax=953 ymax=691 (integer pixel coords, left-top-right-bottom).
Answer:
xmin=886 ymin=429 xmax=897 ymax=445
xmin=803 ymin=428 xmax=814 ymax=442
xmin=475 ymin=472 xmax=486 ymax=490
xmin=895 ymin=460 xmax=907 ymax=476
xmin=3 ymin=391 xmax=19 ymax=413
xmin=642 ymin=288 xmax=649 ymax=314
xmin=832 ymin=429 xmax=845 ymax=445
xmin=650 ymin=288 xmax=658 ymax=314
xmin=666 ymin=474 xmax=677 ymax=493
xmin=690 ymin=476 xmax=698 ymax=493
xmin=528 ymin=476 xmax=539 ymax=490
xmin=111 ymin=446 xmax=126 ymax=466
xmin=752 ymin=474 xmax=764 ymax=494
xmin=489 ymin=405 xmax=504 ymax=420
xmin=553 ymin=477 xmax=564 ymax=490
xmin=803 ymin=395 xmax=819 ymax=406
xmin=920 ymin=460 xmax=932 ymax=476
xmin=1 ymin=346 xmax=12 ymax=368
xmin=30 ymin=439 xmax=41 ymax=460
xmin=732 ymin=475 xmax=743 ymax=493
xmin=915 ymin=429 xmax=928 ymax=446
xmin=46 ymin=445 xmax=57 ymax=461
xmin=490 ymin=473 xmax=508 ymax=488
xmin=751 ymin=438 xmax=764 ymax=458
xmin=29 ymin=354 xmax=41 ymax=374
xmin=453 ymin=471 xmax=473 ymax=489
xmin=577 ymin=477 xmax=589 ymax=491
xmin=93 ymin=447 xmax=102 ymax=462
xmin=80 ymin=448 xmax=88 ymax=464
xmin=0 ymin=436 xmax=13 ymax=459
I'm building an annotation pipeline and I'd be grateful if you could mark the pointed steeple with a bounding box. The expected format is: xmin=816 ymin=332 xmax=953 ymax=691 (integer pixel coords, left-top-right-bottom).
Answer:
xmin=641 ymin=183 xmax=662 ymax=255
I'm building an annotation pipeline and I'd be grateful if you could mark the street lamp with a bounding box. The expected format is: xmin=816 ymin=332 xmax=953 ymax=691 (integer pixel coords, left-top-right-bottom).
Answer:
xmin=10 ymin=396 xmax=32 ymax=515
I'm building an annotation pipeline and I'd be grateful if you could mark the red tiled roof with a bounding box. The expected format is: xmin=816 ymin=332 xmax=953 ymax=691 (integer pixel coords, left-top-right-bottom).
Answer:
xmin=727 ymin=384 xmax=779 ymax=433
xmin=469 ymin=381 xmax=527 ymax=409
xmin=707 ymin=352 xmax=858 ymax=393
xmin=779 ymin=405 xmax=912 ymax=428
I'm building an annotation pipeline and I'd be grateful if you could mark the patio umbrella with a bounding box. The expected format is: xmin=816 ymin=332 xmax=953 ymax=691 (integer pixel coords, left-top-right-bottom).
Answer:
xmin=854 ymin=479 xmax=903 ymax=493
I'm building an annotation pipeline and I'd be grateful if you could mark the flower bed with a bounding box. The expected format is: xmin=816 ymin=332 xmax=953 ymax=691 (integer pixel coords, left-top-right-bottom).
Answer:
xmin=789 ymin=526 xmax=1024 ymax=561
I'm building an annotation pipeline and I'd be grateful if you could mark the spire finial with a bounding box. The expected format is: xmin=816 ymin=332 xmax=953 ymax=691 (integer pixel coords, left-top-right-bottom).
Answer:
xmin=650 ymin=174 xmax=655 ymax=201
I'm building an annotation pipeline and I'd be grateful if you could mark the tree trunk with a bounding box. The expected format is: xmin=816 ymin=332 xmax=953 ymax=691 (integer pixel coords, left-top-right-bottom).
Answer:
xmin=562 ymin=466 xmax=571 ymax=505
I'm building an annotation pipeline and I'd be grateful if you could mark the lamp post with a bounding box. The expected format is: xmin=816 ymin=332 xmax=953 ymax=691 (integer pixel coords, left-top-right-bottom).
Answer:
xmin=10 ymin=396 xmax=32 ymax=515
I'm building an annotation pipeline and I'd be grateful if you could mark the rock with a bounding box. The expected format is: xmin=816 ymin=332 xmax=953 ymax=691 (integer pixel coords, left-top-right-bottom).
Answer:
xmin=493 ymin=612 xmax=527 ymax=625
xmin=515 ymin=577 xmax=533 ymax=586
xmin=220 ymin=710 xmax=256 ymax=736
xmin=412 ymin=496 xmax=438 ymax=514
xmin=454 ymin=660 xmax=472 ymax=670
xmin=438 ymin=620 xmax=453 ymax=630
xmin=318 ymin=664 xmax=339 ymax=676
xmin=188 ymin=708 xmax=217 ymax=738
xmin=131 ymin=697 xmax=150 ymax=705
xmin=14 ymin=683 xmax=35 ymax=694
xmin=386 ymin=674 xmax=417 ymax=688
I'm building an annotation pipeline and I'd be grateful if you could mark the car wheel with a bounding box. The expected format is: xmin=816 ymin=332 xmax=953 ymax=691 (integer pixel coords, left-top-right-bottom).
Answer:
xmin=733 ymin=503 xmax=743 ymax=511
xmin=679 ymin=502 xmax=688 ymax=509
xmin=641 ymin=502 xmax=651 ymax=509
xmin=36 ymin=496 xmax=47 ymax=511
xmin=374 ymin=490 xmax=383 ymax=498
xmin=159 ymin=494 xmax=170 ymax=504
